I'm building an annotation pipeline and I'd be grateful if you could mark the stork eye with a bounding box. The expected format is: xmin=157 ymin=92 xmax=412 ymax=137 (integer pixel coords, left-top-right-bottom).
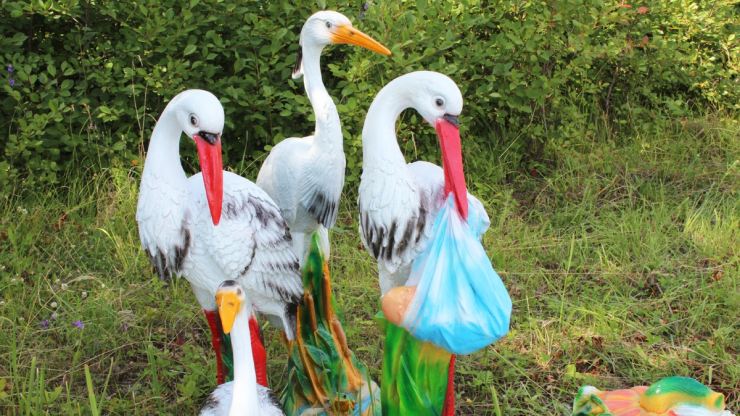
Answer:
xmin=435 ymin=98 xmax=445 ymax=107
xmin=189 ymin=114 xmax=199 ymax=127
xmin=236 ymin=288 xmax=242 ymax=296
xmin=325 ymin=21 xmax=332 ymax=29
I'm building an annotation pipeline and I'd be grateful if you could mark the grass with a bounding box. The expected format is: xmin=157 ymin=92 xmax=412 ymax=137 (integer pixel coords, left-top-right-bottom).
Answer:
xmin=0 ymin=115 xmax=737 ymax=415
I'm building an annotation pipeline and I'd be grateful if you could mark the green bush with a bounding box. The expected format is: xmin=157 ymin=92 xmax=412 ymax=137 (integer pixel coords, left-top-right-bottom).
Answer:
xmin=1 ymin=0 xmax=737 ymax=188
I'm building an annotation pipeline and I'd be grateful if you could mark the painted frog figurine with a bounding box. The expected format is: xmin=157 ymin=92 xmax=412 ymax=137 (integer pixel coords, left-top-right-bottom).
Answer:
xmin=572 ymin=376 xmax=734 ymax=416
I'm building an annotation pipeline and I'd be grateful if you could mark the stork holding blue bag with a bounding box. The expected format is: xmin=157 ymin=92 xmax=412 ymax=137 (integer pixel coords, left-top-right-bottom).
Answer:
xmin=359 ymin=71 xmax=513 ymax=415
xmin=381 ymin=115 xmax=512 ymax=355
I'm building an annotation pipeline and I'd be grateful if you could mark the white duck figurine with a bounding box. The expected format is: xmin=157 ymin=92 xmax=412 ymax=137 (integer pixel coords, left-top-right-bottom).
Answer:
xmin=200 ymin=280 xmax=284 ymax=416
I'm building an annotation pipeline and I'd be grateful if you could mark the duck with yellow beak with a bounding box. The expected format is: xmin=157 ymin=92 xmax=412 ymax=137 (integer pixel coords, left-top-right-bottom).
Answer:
xmin=200 ymin=280 xmax=284 ymax=416
xmin=257 ymin=10 xmax=391 ymax=265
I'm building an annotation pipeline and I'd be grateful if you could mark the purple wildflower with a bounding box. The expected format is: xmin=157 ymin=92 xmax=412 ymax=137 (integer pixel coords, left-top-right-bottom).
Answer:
xmin=363 ymin=1 xmax=370 ymax=11
xmin=40 ymin=319 xmax=50 ymax=329
xmin=6 ymin=64 xmax=13 ymax=73
xmin=72 ymin=320 xmax=84 ymax=329
xmin=9 ymin=78 xmax=15 ymax=87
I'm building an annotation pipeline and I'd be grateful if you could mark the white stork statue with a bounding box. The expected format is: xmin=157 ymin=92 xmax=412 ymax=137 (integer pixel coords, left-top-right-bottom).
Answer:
xmin=200 ymin=280 xmax=284 ymax=416
xmin=357 ymin=72 xmax=490 ymax=415
xmin=358 ymin=71 xmax=489 ymax=295
xmin=256 ymin=10 xmax=390 ymax=264
xmin=136 ymin=90 xmax=302 ymax=385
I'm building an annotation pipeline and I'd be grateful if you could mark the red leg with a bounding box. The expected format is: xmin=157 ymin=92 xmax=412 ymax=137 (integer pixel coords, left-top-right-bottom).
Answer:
xmin=442 ymin=355 xmax=456 ymax=416
xmin=249 ymin=315 xmax=269 ymax=387
xmin=203 ymin=309 xmax=225 ymax=385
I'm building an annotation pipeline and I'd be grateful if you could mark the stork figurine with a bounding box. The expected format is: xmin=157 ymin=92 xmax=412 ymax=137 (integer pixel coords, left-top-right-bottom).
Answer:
xmin=136 ymin=90 xmax=303 ymax=386
xmin=358 ymin=71 xmax=499 ymax=415
xmin=256 ymin=10 xmax=391 ymax=264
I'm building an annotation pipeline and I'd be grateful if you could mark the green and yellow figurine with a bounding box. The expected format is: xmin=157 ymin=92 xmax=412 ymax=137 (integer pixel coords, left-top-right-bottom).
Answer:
xmin=572 ymin=376 xmax=734 ymax=416
xmin=280 ymin=233 xmax=380 ymax=416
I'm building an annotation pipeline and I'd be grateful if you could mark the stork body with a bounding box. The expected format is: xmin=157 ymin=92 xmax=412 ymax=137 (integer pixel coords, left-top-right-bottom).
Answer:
xmin=137 ymin=90 xmax=302 ymax=385
xmin=358 ymin=72 xmax=489 ymax=296
xmin=358 ymin=72 xmax=489 ymax=416
xmin=200 ymin=281 xmax=284 ymax=416
xmin=257 ymin=11 xmax=390 ymax=264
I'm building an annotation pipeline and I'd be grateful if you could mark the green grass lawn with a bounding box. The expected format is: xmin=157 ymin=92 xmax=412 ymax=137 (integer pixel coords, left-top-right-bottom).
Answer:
xmin=0 ymin=116 xmax=737 ymax=415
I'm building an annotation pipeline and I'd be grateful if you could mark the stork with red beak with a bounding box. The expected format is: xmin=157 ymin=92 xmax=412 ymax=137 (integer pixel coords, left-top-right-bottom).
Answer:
xmin=358 ymin=72 xmax=490 ymax=415
xmin=136 ymin=90 xmax=302 ymax=386
xmin=257 ymin=10 xmax=391 ymax=265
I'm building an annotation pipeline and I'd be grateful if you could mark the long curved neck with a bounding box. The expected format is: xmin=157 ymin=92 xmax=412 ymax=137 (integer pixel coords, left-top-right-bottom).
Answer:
xmin=361 ymin=79 xmax=413 ymax=168
xmin=142 ymin=110 xmax=187 ymax=186
xmin=301 ymin=43 xmax=342 ymax=151
xmin=229 ymin=307 xmax=259 ymax=416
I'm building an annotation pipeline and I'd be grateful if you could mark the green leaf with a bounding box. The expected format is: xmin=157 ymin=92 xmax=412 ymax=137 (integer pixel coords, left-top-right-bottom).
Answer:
xmin=183 ymin=44 xmax=197 ymax=56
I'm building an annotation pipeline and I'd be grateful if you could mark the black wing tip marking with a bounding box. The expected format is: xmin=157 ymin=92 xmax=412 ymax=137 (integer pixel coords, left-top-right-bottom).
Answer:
xmin=224 ymin=194 xmax=294 ymax=235
xmin=359 ymin=194 xmax=429 ymax=263
xmin=173 ymin=226 xmax=191 ymax=271
xmin=147 ymin=249 xmax=170 ymax=282
xmin=267 ymin=388 xmax=281 ymax=408
xmin=292 ymin=48 xmax=303 ymax=78
xmin=285 ymin=299 xmax=300 ymax=338
xmin=201 ymin=391 xmax=219 ymax=411
xmin=305 ymin=191 xmax=338 ymax=228
xmin=146 ymin=224 xmax=191 ymax=282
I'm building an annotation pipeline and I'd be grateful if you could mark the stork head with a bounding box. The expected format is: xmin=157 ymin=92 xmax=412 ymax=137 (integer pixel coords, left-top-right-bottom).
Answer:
xmin=293 ymin=10 xmax=390 ymax=78
xmin=215 ymin=280 xmax=246 ymax=334
xmin=168 ymin=89 xmax=225 ymax=225
xmin=403 ymin=71 xmax=467 ymax=218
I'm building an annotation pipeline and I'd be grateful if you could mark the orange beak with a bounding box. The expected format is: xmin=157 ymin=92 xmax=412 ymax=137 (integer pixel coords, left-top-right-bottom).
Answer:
xmin=194 ymin=132 xmax=223 ymax=226
xmin=215 ymin=290 xmax=240 ymax=334
xmin=330 ymin=24 xmax=391 ymax=56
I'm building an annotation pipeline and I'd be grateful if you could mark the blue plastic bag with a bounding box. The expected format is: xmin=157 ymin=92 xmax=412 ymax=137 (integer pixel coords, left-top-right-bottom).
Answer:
xmin=401 ymin=196 xmax=512 ymax=355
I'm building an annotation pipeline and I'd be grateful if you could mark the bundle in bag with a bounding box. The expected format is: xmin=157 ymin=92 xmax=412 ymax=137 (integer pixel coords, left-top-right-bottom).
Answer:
xmin=392 ymin=196 xmax=512 ymax=355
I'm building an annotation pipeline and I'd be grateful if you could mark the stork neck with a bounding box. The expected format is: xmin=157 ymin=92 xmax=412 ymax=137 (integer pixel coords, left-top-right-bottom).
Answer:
xmin=229 ymin=307 xmax=260 ymax=416
xmin=301 ymin=43 xmax=342 ymax=151
xmin=361 ymin=80 xmax=412 ymax=168
xmin=142 ymin=111 xmax=187 ymax=186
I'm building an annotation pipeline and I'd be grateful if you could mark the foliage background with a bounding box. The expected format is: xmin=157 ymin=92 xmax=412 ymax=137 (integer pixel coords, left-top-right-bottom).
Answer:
xmin=1 ymin=0 xmax=738 ymax=188
xmin=0 ymin=1 xmax=738 ymax=415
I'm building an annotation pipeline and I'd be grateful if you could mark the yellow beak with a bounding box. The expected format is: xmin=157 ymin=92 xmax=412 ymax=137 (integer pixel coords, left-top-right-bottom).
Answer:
xmin=331 ymin=24 xmax=391 ymax=56
xmin=216 ymin=291 xmax=241 ymax=334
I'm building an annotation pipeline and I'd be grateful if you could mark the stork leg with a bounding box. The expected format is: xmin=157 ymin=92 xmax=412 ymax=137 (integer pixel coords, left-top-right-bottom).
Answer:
xmin=442 ymin=355 xmax=456 ymax=416
xmin=203 ymin=309 xmax=226 ymax=385
xmin=249 ymin=314 xmax=269 ymax=387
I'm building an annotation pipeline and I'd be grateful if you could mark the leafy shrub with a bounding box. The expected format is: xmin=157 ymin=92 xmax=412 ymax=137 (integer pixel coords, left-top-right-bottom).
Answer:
xmin=1 ymin=0 xmax=737 ymax=188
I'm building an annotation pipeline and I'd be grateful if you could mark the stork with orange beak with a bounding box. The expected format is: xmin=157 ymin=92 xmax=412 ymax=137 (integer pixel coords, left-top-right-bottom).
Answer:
xmin=257 ymin=10 xmax=391 ymax=264
xmin=136 ymin=90 xmax=303 ymax=386
xmin=358 ymin=72 xmax=491 ymax=415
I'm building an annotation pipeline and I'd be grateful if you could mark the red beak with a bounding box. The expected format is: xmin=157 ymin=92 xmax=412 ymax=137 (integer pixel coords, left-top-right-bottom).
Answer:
xmin=435 ymin=116 xmax=468 ymax=219
xmin=194 ymin=133 xmax=223 ymax=225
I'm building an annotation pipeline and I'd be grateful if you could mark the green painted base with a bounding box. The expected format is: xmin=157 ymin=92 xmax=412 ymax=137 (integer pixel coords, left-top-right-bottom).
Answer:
xmin=280 ymin=233 xmax=381 ymax=416
xmin=378 ymin=314 xmax=451 ymax=416
xmin=221 ymin=332 xmax=233 ymax=382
